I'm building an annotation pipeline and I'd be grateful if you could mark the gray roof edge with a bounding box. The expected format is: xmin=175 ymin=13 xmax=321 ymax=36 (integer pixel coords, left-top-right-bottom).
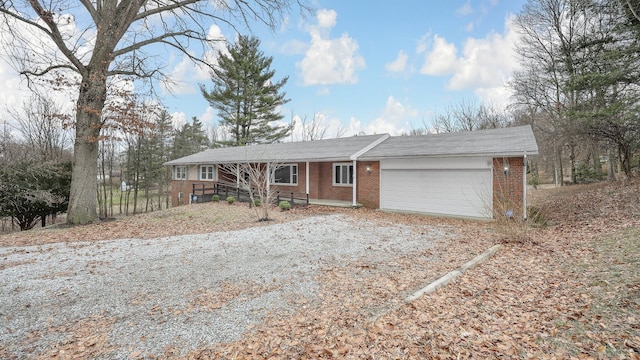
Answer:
xmin=358 ymin=150 xmax=539 ymax=161
xmin=350 ymin=134 xmax=390 ymax=160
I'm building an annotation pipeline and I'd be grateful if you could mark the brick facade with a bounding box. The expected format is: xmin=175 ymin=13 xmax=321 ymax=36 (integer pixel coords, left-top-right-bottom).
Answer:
xmin=356 ymin=161 xmax=380 ymax=208
xmin=492 ymin=157 xmax=524 ymax=218
xmin=170 ymin=158 xmax=525 ymax=219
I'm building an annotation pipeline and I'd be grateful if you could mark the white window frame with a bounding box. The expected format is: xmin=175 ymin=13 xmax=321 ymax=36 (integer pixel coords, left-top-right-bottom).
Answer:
xmin=199 ymin=165 xmax=216 ymax=181
xmin=333 ymin=163 xmax=353 ymax=186
xmin=272 ymin=164 xmax=298 ymax=186
xmin=174 ymin=166 xmax=187 ymax=180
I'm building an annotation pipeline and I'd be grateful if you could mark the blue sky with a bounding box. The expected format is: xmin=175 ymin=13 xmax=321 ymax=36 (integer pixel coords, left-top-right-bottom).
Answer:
xmin=163 ymin=0 xmax=527 ymax=139
xmin=0 ymin=0 xmax=527 ymax=140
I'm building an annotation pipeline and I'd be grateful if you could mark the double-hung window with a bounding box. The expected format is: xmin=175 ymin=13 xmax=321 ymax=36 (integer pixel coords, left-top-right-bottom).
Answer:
xmin=333 ymin=163 xmax=353 ymax=186
xmin=199 ymin=165 xmax=216 ymax=180
xmin=273 ymin=164 xmax=298 ymax=185
xmin=174 ymin=166 xmax=187 ymax=180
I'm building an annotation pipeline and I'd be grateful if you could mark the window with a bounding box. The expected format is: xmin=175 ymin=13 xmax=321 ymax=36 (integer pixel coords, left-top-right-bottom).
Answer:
xmin=273 ymin=164 xmax=298 ymax=185
xmin=174 ymin=166 xmax=187 ymax=180
xmin=199 ymin=165 xmax=216 ymax=180
xmin=333 ymin=163 xmax=353 ymax=186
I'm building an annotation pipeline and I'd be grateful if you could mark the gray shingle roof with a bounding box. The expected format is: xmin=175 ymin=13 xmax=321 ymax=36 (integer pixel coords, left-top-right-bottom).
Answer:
xmin=164 ymin=126 xmax=538 ymax=165
xmin=359 ymin=125 xmax=538 ymax=160
xmin=164 ymin=134 xmax=388 ymax=165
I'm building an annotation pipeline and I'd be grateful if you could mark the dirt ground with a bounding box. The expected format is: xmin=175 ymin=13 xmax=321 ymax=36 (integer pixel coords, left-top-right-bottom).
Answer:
xmin=1 ymin=179 xmax=639 ymax=359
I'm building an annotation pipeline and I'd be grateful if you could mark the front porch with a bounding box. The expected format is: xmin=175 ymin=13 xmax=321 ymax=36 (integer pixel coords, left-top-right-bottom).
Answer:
xmin=309 ymin=199 xmax=363 ymax=208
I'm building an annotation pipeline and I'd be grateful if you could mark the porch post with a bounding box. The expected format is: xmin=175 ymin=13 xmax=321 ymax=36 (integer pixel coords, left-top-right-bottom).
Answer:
xmin=352 ymin=160 xmax=357 ymax=207
xmin=523 ymin=152 xmax=528 ymax=220
xmin=235 ymin=164 xmax=240 ymax=188
xmin=266 ymin=162 xmax=271 ymax=196
xmin=305 ymin=161 xmax=310 ymax=196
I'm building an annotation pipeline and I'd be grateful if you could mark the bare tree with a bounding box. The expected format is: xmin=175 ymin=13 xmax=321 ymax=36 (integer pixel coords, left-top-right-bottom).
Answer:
xmin=429 ymin=100 xmax=512 ymax=134
xmin=220 ymin=159 xmax=282 ymax=221
xmin=293 ymin=112 xmax=346 ymax=141
xmin=0 ymin=0 xmax=307 ymax=224
xmin=10 ymin=93 xmax=72 ymax=162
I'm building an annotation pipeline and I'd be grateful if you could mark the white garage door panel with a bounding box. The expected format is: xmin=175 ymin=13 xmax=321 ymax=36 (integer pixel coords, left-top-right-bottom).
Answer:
xmin=380 ymin=169 xmax=492 ymax=218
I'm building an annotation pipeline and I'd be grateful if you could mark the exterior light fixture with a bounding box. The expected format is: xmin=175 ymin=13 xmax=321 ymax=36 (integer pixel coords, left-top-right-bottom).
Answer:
xmin=503 ymin=159 xmax=510 ymax=176
xmin=366 ymin=165 xmax=372 ymax=174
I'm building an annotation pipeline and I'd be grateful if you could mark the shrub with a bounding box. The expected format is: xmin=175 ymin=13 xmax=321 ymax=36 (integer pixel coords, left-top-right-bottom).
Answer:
xmin=226 ymin=196 xmax=235 ymax=204
xmin=574 ymin=163 xmax=605 ymax=184
xmin=253 ymin=198 xmax=261 ymax=207
xmin=279 ymin=200 xmax=291 ymax=211
xmin=212 ymin=194 xmax=220 ymax=202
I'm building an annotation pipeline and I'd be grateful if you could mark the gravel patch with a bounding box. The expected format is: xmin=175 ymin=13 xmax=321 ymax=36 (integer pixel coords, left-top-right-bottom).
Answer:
xmin=0 ymin=214 xmax=449 ymax=358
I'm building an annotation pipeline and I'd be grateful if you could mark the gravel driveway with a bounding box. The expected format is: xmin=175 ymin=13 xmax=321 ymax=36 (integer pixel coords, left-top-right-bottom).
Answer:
xmin=0 ymin=214 xmax=448 ymax=359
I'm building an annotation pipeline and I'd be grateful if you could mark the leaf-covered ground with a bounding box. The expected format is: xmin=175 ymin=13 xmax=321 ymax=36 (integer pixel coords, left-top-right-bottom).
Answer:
xmin=1 ymin=179 xmax=639 ymax=359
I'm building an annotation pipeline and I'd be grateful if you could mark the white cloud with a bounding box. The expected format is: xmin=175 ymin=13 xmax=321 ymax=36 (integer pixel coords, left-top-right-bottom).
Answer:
xmin=419 ymin=15 xmax=521 ymax=105
xmin=297 ymin=9 xmax=366 ymax=86
xmin=317 ymin=9 xmax=337 ymax=28
xmin=366 ymin=96 xmax=418 ymax=135
xmin=163 ymin=24 xmax=227 ymax=95
xmin=457 ymin=2 xmax=474 ymax=16
xmin=386 ymin=50 xmax=408 ymax=73
xmin=420 ymin=35 xmax=459 ymax=75
xmin=199 ymin=106 xmax=216 ymax=125
xmin=448 ymin=16 xmax=520 ymax=90
xmin=171 ymin=112 xmax=187 ymax=130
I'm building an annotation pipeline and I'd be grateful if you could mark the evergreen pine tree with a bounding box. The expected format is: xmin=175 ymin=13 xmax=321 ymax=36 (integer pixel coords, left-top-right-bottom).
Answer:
xmin=200 ymin=35 xmax=291 ymax=146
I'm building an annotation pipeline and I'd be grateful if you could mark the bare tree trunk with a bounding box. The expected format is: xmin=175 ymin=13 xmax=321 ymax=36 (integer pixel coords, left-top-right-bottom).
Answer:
xmin=569 ymin=143 xmax=576 ymax=184
xmin=67 ymin=72 xmax=107 ymax=224
xmin=608 ymin=144 xmax=616 ymax=180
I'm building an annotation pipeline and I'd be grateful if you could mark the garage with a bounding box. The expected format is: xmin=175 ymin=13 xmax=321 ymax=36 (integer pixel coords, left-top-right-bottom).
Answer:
xmin=379 ymin=157 xmax=493 ymax=219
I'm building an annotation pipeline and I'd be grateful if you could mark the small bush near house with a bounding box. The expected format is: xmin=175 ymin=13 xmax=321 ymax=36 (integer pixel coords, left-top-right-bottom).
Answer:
xmin=253 ymin=199 xmax=261 ymax=207
xmin=212 ymin=194 xmax=220 ymax=202
xmin=226 ymin=196 xmax=235 ymax=204
xmin=279 ymin=200 xmax=291 ymax=211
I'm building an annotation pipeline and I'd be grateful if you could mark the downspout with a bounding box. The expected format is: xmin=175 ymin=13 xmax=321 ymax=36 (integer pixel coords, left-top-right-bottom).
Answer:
xmin=352 ymin=160 xmax=357 ymax=207
xmin=523 ymin=152 xmax=528 ymax=220
xmin=236 ymin=164 xmax=240 ymax=188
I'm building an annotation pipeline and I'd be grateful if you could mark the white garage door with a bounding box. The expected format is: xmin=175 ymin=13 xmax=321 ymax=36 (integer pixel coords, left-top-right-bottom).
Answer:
xmin=379 ymin=158 xmax=492 ymax=219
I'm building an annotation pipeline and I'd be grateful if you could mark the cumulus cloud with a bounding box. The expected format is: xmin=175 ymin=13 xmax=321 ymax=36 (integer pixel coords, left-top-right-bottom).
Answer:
xmin=420 ymin=35 xmax=459 ymax=76
xmin=419 ymin=15 xmax=520 ymax=102
xmin=297 ymin=9 xmax=366 ymax=86
xmin=163 ymin=24 xmax=227 ymax=95
xmin=386 ymin=50 xmax=408 ymax=73
xmin=366 ymin=96 xmax=418 ymax=135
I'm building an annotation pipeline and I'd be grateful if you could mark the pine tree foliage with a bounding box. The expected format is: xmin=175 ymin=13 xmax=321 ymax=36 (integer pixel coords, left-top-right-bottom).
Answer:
xmin=201 ymin=35 xmax=291 ymax=146
xmin=171 ymin=117 xmax=209 ymax=159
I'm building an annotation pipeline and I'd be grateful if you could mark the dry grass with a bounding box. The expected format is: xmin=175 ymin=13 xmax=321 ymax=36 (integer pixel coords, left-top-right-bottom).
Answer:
xmin=1 ymin=179 xmax=639 ymax=358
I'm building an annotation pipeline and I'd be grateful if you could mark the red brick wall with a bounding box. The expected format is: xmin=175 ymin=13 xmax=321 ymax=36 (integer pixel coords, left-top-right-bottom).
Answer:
xmin=357 ymin=161 xmax=380 ymax=208
xmin=270 ymin=162 xmax=307 ymax=200
xmin=493 ymin=157 xmax=524 ymax=218
xmin=170 ymin=180 xmax=216 ymax=207
xmin=315 ymin=162 xmax=354 ymax=202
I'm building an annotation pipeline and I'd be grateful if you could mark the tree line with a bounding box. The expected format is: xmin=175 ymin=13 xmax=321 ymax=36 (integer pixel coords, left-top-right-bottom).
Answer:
xmin=1 ymin=0 xmax=638 ymax=226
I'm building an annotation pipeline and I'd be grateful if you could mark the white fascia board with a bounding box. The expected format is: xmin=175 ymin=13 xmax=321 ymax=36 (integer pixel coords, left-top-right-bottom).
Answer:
xmin=350 ymin=134 xmax=391 ymax=160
